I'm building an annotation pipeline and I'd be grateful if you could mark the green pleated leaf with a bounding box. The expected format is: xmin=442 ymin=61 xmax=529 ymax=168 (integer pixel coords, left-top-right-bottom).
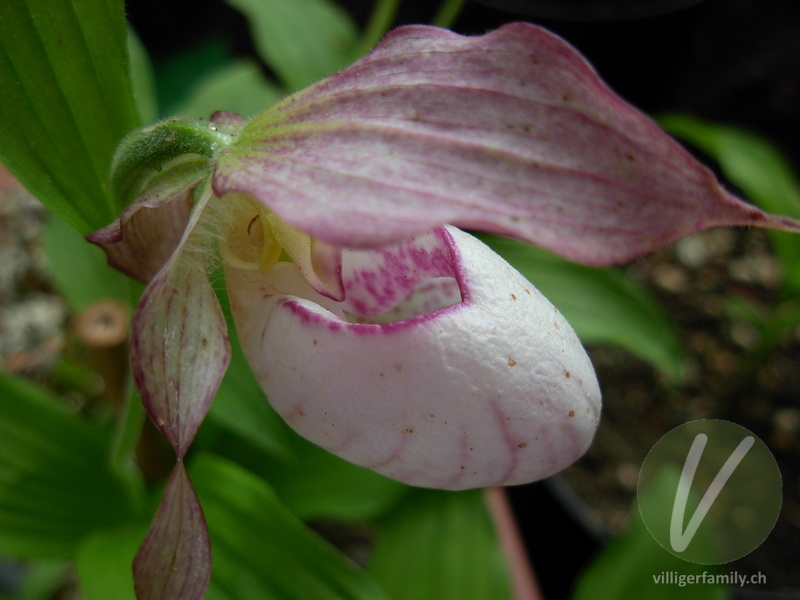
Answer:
xmin=0 ymin=0 xmax=140 ymax=234
xmin=207 ymin=313 xmax=293 ymax=460
xmin=77 ymin=523 xmax=148 ymax=600
xmin=174 ymin=60 xmax=283 ymax=120
xmin=572 ymin=476 xmax=728 ymax=600
xmin=0 ymin=372 xmax=139 ymax=559
xmin=226 ymin=0 xmax=357 ymax=91
xmin=0 ymin=561 xmax=70 ymax=600
xmin=660 ymin=114 xmax=800 ymax=295
xmin=127 ymin=28 xmax=158 ymax=125
xmin=190 ymin=453 xmax=390 ymax=600
xmin=43 ymin=215 xmax=131 ymax=313
xmin=155 ymin=38 xmax=230 ymax=117
xmin=206 ymin=281 xmax=292 ymax=461
xmin=368 ymin=488 xmax=511 ymax=600
xmin=481 ymin=234 xmax=684 ymax=379
xmin=253 ymin=428 xmax=408 ymax=522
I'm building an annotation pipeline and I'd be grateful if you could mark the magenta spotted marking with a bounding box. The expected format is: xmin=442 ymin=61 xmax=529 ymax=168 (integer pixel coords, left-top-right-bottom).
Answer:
xmin=280 ymin=227 xmax=471 ymax=334
xmin=282 ymin=291 xmax=467 ymax=336
xmin=341 ymin=227 xmax=469 ymax=318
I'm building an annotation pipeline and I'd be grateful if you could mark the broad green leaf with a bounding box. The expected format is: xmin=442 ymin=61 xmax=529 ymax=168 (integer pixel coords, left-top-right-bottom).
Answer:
xmin=368 ymin=488 xmax=511 ymax=600
xmin=207 ymin=284 xmax=293 ymax=459
xmin=572 ymin=474 xmax=728 ymax=600
xmin=76 ymin=523 xmax=148 ymax=600
xmin=0 ymin=561 xmax=69 ymax=600
xmin=207 ymin=346 xmax=293 ymax=461
xmin=659 ymin=114 xmax=800 ymax=294
xmin=481 ymin=234 xmax=684 ymax=378
xmin=174 ymin=60 xmax=283 ymax=120
xmin=252 ymin=428 xmax=407 ymax=522
xmin=0 ymin=0 xmax=140 ymax=234
xmin=155 ymin=38 xmax=230 ymax=117
xmin=43 ymin=215 xmax=131 ymax=312
xmin=728 ymin=293 xmax=800 ymax=357
xmin=0 ymin=372 xmax=139 ymax=558
xmin=127 ymin=28 xmax=158 ymax=125
xmin=226 ymin=0 xmax=357 ymax=91
xmin=190 ymin=454 xmax=390 ymax=600
xmin=431 ymin=0 xmax=468 ymax=28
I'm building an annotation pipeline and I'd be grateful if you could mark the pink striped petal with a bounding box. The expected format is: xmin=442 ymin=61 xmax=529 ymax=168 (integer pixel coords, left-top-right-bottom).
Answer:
xmin=130 ymin=187 xmax=231 ymax=457
xmin=213 ymin=23 xmax=800 ymax=266
xmin=133 ymin=463 xmax=210 ymax=600
xmin=225 ymin=227 xmax=601 ymax=490
xmin=87 ymin=186 xmax=193 ymax=283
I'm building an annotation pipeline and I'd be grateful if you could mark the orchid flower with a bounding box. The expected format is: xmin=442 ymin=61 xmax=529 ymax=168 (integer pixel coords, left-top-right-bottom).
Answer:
xmin=90 ymin=23 xmax=799 ymax=600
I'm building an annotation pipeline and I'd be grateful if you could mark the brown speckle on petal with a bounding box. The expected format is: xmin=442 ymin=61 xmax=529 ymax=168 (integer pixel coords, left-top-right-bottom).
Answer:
xmin=569 ymin=410 xmax=575 ymax=417
xmin=507 ymin=358 xmax=517 ymax=367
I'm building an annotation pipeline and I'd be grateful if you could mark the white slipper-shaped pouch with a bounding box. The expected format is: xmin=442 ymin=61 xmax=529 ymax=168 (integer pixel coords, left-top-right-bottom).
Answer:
xmin=226 ymin=225 xmax=601 ymax=489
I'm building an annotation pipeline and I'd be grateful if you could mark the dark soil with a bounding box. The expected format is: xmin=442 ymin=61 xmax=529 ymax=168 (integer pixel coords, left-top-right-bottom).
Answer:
xmin=563 ymin=227 xmax=800 ymax=594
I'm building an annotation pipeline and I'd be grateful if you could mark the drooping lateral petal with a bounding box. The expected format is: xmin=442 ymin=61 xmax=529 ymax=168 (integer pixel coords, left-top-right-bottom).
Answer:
xmin=226 ymin=226 xmax=601 ymax=490
xmin=133 ymin=463 xmax=211 ymax=600
xmin=130 ymin=183 xmax=231 ymax=457
xmin=214 ymin=23 xmax=800 ymax=266
xmin=86 ymin=190 xmax=191 ymax=284
xmin=87 ymin=160 xmax=206 ymax=283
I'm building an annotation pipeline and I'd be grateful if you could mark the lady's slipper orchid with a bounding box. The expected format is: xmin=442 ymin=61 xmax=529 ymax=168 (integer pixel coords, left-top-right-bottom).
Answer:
xmin=90 ymin=22 xmax=800 ymax=600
